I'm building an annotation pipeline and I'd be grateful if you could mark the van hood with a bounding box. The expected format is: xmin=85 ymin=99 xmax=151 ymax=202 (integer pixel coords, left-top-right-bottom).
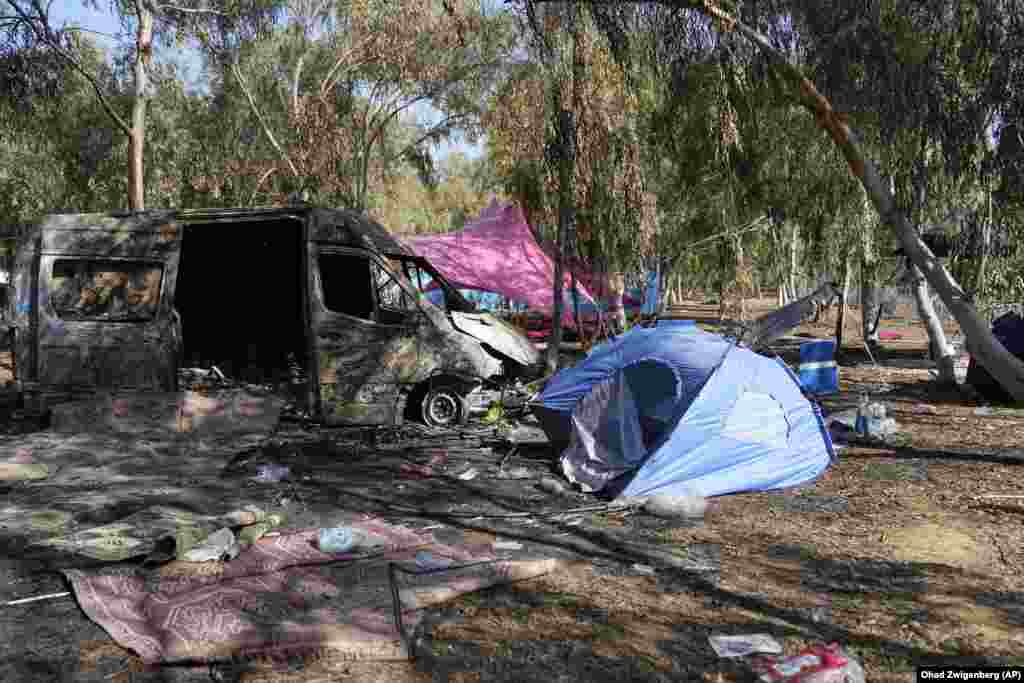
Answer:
xmin=450 ymin=312 xmax=540 ymax=368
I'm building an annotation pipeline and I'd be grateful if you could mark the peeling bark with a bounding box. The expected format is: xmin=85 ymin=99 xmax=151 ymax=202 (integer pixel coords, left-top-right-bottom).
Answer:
xmin=129 ymin=3 xmax=154 ymax=211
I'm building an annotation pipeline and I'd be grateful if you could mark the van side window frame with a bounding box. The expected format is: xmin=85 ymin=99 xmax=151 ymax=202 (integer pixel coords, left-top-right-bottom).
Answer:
xmin=316 ymin=247 xmax=423 ymax=326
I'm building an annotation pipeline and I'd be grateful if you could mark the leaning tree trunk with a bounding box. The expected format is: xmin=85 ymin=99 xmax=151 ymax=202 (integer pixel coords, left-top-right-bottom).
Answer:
xmin=693 ymin=0 xmax=1024 ymax=401
xmin=835 ymin=254 xmax=851 ymax=354
xmin=911 ymin=266 xmax=957 ymax=383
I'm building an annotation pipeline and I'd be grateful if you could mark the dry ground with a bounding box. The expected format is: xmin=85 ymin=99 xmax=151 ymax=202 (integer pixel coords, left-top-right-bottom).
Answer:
xmin=2 ymin=297 xmax=1022 ymax=682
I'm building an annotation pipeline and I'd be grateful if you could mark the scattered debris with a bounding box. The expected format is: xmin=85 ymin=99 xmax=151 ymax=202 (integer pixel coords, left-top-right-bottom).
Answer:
xmin=254 ymin=463 xmax=291 ymax=483
xmin=496 ymin=466 xmax=533 ymax=479
xmin=457 ymin=467 xmax=480 ymax=481
xmin=0 ymin=461 xmax=50 ymax=481
xmin=3 ymin=591 xmax=71 ymax=607
xmin=750 ymin=643 xmax=864 ymax=683
xmin=708 ymin=633 xmax=783 ymax=658
xmin=318 ymin=526 xmax=356 ymax=554
xmin=64 ymin=519 xmax=562 ymax=664
xmin=642 ymin=493 xmax=707 ymax=519
xmin=181 ymin=527 xmax=239 ymax=562
xmin=492 ymin=540 xmax=523 ymax=551
xmin=398 ymin=463 xmax=435 ymax=479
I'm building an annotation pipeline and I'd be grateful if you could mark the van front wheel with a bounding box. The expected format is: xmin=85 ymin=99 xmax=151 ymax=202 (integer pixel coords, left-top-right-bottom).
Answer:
xmin=421 ymin=382 xmax=468 ymax=427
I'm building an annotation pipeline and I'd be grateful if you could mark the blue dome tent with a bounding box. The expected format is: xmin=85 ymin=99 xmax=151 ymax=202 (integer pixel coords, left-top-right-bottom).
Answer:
xmin=530 ymin=324 xmax=835 ymax=498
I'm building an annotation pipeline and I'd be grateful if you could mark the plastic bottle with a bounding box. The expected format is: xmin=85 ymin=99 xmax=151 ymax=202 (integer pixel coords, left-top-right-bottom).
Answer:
xmin=854 ymin=394 xmax=869 ymax=435
xmin=318 ymin=527 xmax=356 ymax=554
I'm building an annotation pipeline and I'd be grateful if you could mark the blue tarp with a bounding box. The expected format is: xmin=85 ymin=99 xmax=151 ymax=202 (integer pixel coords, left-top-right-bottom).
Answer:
xmin=533 ymin=325 xmax=835 ymax=498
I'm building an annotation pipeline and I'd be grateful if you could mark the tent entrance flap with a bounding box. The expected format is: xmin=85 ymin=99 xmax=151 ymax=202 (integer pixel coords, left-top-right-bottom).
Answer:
xmin=560 ymin=358 xmax=682 ymax=494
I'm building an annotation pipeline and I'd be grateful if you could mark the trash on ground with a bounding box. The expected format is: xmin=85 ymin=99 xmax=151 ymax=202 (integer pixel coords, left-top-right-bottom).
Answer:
xmin=532 ymin=324 xmax=832 ymax=500
xmin=318 ymin=526 xmax=356 ymax=554
xmin=708 ymin=633 xmax=783 ymax=658
xmin=399 ymin=463 xmax=435 ymax=479
xmin=49 ymin=389 xmax=284 ymax=438
xmin=237 ymin=514 xmax=285 ymax=548
xmin=181 ymin=527 xmax=239 ymax=562
xmin=64 ymin=518 xmax=563 ymax=664
xmin=31 ymin=505 xmax=266 ymax=563
xmin=0 ymin=461 xmax=50 ymax=481
xmin=497 ymin=466 xmax=533 ymax=479
xmin=457 ymin=467 xmax=480 ymax=481
xmin=415 ymin=550 xmax=456 ymax=570
xmin=492 ymin=540 xmax=523 ymax=551
xmin=642 ymin=492 xmax=707 ymax=519
xmin=254 ymin=463 xmax=291 ymax=483
xmin=750 ymin=643 xmax=865 ymax=683
xmin=3 ymin=591 xmax=72 ymax=607
xmin=506 ymin=422 xmax=550 ymax=445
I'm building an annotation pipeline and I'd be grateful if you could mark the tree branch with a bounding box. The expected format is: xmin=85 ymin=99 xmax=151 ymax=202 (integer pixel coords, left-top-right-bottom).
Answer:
xmin=248 ymin=166 xmax=277 ymax=206
xmin=154 ymin=4 xmax=228 ymax=16
xmin=2 ymin=0 xmax=132 ymax=136
xmin=231 ymin=60 xmax=300 ymax=177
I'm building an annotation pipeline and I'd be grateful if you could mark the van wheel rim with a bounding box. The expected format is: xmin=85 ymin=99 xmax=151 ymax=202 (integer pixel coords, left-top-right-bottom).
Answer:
xmin=427 ymin=392 xmax=459 ymax=425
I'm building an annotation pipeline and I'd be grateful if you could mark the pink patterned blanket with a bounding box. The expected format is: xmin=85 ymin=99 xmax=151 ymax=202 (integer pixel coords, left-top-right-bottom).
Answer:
xmin=65 ymin=517 xmax=559 ymax=664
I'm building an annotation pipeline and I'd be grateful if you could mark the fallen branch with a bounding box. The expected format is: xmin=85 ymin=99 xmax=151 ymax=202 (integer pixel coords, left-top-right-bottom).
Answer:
xmin=3 ymin=591 xmax=70 ymax=606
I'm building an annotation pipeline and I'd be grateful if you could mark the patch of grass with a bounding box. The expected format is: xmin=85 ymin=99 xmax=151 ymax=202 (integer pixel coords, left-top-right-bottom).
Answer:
xmin=636 ymin=654 xmax=660 ymax=674
xmin=430 ymin=639 xmax=452 ymax=657
xmin=830 ymin=593 xmax=867 ymax=611
xmin=543 ymin=591 xmax=581 ymax=610
xmin=876 ymin=652 xmax=917 ymax=672
xmin=592 ymin=622 xmax=626 ymax=641
xmin=456 ymin=592 xmax=483 ymax=609
xmin=863 ymin=462 xmax=920 ymax=481
xmin=880 ymin=595 xmax=919 ymax=622
xmin=495 ymin=640 xmax=513 ymax=658
xmin=510 ymin=606 xmax=531 ymax=624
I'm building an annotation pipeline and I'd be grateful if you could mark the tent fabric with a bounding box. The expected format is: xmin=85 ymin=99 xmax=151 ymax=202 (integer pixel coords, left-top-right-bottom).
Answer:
xmin=407 ymin=202 xmax=596 ymax=324
xmin=966 ymin=310 xmax=1024 ymax=402
xmin=533 ymin=325 xmax=834 ymax=499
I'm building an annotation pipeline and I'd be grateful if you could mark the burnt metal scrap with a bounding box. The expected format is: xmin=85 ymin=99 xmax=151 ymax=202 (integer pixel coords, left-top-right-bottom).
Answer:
xmin=3 ymin=206 xmax=542 ymax=431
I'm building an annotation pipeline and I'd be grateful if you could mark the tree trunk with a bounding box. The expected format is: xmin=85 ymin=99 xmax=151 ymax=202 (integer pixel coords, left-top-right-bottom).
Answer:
xmin=835 ymin=254 xmax=851 ymax=354
xmin=974 ymin=186 xmax=992 ymax=297
xmin=544 ymin=108 xmax=575 ymax=375
xmin=129 ymin=3 xmax=154 ymax=212
xmin=706 ymin=6 xmax=1024 ymax=401
xmin=861 ymin=210 xmax=880 ymax=344
xmin=788 ymin=221 xmax=799 ymax=304
xmin=910 ymin=266 xmax=957 ymax=383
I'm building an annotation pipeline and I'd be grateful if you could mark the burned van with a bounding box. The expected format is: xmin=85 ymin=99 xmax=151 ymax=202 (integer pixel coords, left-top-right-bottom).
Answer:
xmin=4 ymin=206 xmax=541 ymax=426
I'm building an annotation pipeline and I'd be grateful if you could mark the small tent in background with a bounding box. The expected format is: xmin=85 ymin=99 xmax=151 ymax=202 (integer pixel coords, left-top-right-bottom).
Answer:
xmin=531 ymin=324 xmax=835 ymax=499
xmin=967 ymin=310 xmax=1024 ymax=402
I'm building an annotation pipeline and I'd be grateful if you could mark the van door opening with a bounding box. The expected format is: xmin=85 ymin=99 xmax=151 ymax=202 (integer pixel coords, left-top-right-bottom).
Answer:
xmin=175 ymin=218 xmax=308 ymax=387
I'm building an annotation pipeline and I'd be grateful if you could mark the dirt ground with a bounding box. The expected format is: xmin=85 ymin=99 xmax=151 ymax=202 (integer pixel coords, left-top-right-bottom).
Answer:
xmin=1 ymin=298 xmax=1022 ymax=682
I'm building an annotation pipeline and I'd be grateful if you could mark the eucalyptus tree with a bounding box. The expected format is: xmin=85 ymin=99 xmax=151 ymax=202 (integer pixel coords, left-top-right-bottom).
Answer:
xmin=527 ymin=0 xmax=1024 ymax=399
xmin=189 ymin=0 xmax=515 ymax=211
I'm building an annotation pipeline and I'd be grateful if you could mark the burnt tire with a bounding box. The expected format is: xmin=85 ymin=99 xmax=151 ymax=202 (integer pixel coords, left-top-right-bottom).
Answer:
xmin=421 ymin=382 xmax=468 ymax=427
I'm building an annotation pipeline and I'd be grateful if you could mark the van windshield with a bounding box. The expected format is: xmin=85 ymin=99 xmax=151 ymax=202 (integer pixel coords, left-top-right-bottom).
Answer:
xmin=386 ymin=257 xmax=476 ymax=313
xmin=50 ymin=259 xmax=163 ymax=322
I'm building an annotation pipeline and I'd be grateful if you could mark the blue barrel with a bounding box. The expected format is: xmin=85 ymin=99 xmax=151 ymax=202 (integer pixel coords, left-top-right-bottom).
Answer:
xmin=798 ymin=340 xmax=838 ymax=394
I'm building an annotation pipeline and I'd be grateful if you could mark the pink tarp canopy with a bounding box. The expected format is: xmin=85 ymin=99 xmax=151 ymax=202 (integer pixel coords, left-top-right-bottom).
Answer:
xmin=408 ymin=202 xmax=597 ymax=325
